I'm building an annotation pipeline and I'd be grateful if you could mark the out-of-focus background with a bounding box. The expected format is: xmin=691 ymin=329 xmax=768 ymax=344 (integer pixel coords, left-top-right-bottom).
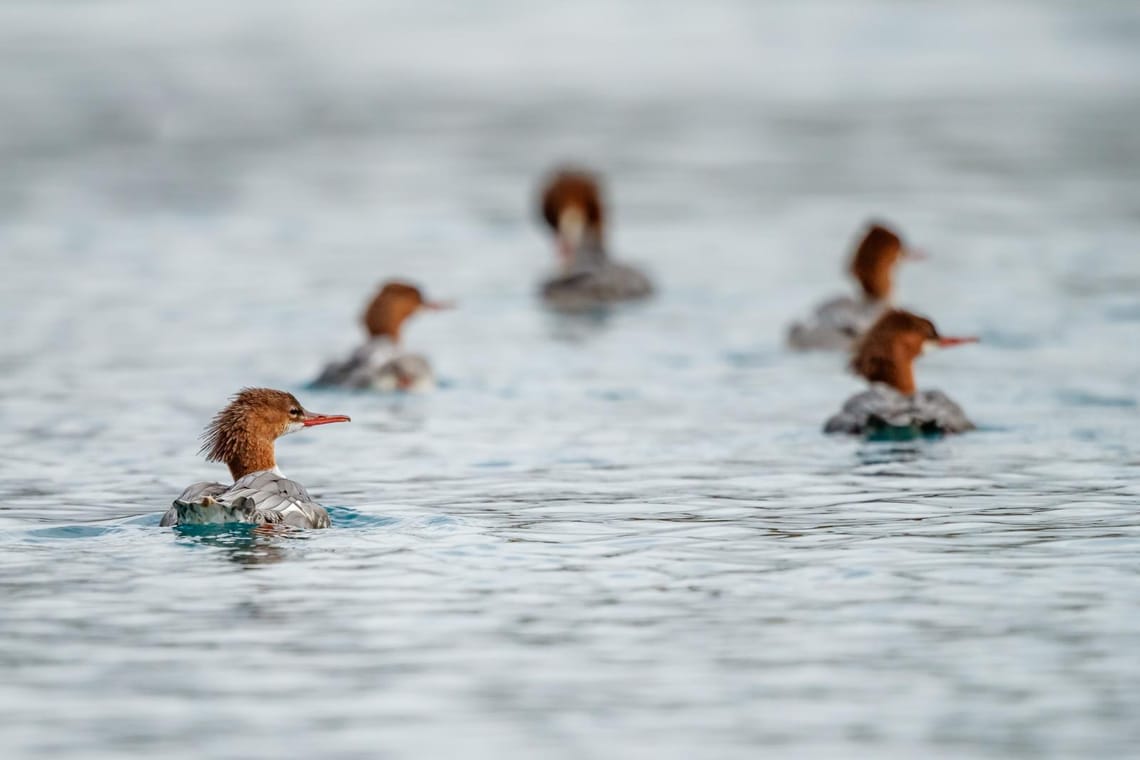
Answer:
xmin=1 ymin=2 xmax=1139 ymax=759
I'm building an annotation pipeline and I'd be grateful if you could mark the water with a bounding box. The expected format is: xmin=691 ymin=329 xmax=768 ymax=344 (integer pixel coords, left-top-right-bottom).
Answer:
xmin=1 ymin=1 xmax=1139 ymax=758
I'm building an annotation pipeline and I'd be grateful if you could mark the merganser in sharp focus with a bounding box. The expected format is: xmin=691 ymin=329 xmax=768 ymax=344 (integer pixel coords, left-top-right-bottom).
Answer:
xmin=537 ymin=167 xmax=654 ymax=311
xmin=313 ymin=280 xmax=450 ymax=392
xmin=824 ymin=309 xmax=978 ymax=436
xmin=788 ymin=221 xmax=922 ymax=350
xmin=160 ymin=388 xmax=349 ymax=529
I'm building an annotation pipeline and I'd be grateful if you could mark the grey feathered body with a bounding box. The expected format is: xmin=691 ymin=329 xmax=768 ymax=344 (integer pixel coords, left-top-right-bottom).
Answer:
xmin=541 ymin=257 xmax=654 ymax=312
xmin=824 ymin=383 xmax=975 ymax=436
xmin=313 ymin=337 xmax=434 ymax=392
xmin=787 ymin=295 xmax=888 ymax=351
xmin=160 ymin=469 xmax=331 ymax=529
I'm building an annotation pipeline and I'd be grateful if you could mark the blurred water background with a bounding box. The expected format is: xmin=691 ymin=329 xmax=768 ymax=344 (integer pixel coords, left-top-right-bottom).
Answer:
xmin=1 ymin=1 xmax=1139 ymax=758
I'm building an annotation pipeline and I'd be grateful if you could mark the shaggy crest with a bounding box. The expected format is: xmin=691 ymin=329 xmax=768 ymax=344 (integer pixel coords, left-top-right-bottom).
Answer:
xmin=199 ymin=388 xmax=301 ymax=476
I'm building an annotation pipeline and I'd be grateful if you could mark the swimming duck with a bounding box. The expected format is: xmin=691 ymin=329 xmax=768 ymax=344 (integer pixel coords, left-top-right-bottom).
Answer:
xmin=314 ymin=280 xmax=449 ymax=392
xmin=161 ymin=388 xmax=350 ymax=528
xmin=788 ymin=222 xmax=922 ymax=350
xmin=538 ymin=167 xmax=654 ymax=311
xmin=824 ymin=309 xmax=977 ymax=435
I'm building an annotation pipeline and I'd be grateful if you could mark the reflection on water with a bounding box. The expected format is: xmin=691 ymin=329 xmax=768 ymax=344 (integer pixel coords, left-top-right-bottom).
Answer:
xmin=543 ymin=308 xmax=618 ymax=343
xmin=854 ymin=441 xmax=929 ymax=466
xmin=173 ymin=524 xmax=291 ymax=567
xmin=1 ymin=1 xmax=1139 ymax=759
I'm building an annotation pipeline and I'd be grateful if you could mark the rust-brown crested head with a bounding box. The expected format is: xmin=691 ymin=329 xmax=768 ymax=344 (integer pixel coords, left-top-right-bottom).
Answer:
xmin=850 ymin=309 xmax=940 ymax=395
xmin=539 ymin=167 xmax=606 ymax=240
xmin=200 ymin=388 xmax=350 ymax=480
xmin=850 ymin=222 xmax=905 ymax=301
xmin=362 ymin=280 xmax=427 ymax=340
xmin=856 ymin=309 xmax=940 ymax=359
xmin=200 ymin=388 xmax=307 ymax=464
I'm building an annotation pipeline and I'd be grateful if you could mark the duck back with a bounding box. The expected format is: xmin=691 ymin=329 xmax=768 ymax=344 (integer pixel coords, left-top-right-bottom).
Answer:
xmin=788 ymin=295 xmax=887 ymax=351
xmin=314 ymin=338 xmax=434 ymax=392
xmin=542 ymin=260 xmax=653 ymax=312
xmin=161 ymin=470 xmax=331 ymax=528
xmin=824 ymin=383 xmax=974 ymax=436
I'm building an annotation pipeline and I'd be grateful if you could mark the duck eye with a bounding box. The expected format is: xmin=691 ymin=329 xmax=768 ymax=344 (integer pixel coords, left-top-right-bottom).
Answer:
xmin=290 ymin=407 xmax=302 ymax=416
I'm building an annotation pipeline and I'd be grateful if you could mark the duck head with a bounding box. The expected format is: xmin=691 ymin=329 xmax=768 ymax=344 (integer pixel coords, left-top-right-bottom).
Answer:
xmin=850 ymin=309 xmax=977 ymax=395
xmin=849 ymin=222 xmax=924 ymax=302
xmin=200 ymin=388 xmax=350 ymax=480
xmin=362 ymin=281 xmax=451 ymax=344
xmin=539 ymin=167 xmax=607 ymax=270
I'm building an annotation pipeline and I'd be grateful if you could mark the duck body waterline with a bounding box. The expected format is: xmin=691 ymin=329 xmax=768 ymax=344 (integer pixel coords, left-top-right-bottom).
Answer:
xmin=824 ymin=309 xmax=977 ymax=437
xmin=538 ymin=167 xmax=654 ymax=312
xmin=314 ymin=337 xmax=434 ymax=392
xmin=161 ymin=469 xmax=331 ymax=529
xmin=314 ymin=280 xmax=446 ymax=393
xmin=163 ymin=388 xmax=349 ymax=529
xmin=788 ymin=222 xmax=918 ymax=351
xmin=541 ymin=257 xmax=654 ymax=312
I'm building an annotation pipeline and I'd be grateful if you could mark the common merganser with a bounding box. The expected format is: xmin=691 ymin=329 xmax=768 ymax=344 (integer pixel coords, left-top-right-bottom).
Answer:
xmin=160 ymin=388 xmax=349 ymax=528
xmin=537 ymin=167 xmax=654 ymax=311
xmin=788 ymin=222 xmax=922 ymax=350
xmin=824 ymin=309 xmax=977 ymax=436
xmin=313 ymin=280 xmax=449 ymax=392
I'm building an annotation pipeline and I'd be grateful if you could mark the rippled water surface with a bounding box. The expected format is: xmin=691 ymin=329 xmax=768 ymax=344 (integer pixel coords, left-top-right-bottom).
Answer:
xmin=2 ymin=2 xmax=1139 ymax=758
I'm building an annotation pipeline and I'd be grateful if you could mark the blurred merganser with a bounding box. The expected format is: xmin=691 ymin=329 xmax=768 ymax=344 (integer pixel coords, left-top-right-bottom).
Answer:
xmin=788 ymin=222 xmax=922 ymax=350
xmin=161 ymin=388 xmax=349 ymax=528
xmin=314 ymin=280 xmax=450 ymax=392
xmin=824 ymin=309 xmax=977 ymax=435
xmin=538 ymin=167 xmax=654 ymax=311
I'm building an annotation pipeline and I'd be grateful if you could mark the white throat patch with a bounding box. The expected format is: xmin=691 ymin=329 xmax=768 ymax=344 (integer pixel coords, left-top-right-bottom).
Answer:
xmin=558 ymin=206 xmax=586 ymax=248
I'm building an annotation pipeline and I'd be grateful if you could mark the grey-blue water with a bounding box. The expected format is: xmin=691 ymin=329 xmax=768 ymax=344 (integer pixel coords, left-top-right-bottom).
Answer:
xmin=1 ymin=2 xmax=1139 ymax=758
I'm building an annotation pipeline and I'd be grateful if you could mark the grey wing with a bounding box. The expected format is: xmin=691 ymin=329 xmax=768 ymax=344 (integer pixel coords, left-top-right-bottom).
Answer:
xmin=314 ymin=339 xmax=398 ymax=389
xmin=824 ymin=389 xmax=872 ymax=433
xmin=542 ymin=272 xmax=599 ymax=310
xmin=824 ymin=389 xmax=878 ymax=433
xmin=542 ymin=261 xmax=654 ymax=310
xmin=314 ymin=349 xmax=376 ymax=389
xmin=313 ymin=356 xmax=356 ymax=387
xmin=823 ymin=408 xmax=861 ymax=434
xmin=226 ymin=471 xmax=330 ymax=528
xmin=917 ymin=389 xmax=975 ymax=433
xmin=226 ymin=471 xmax=314 ymax=509
xmin=177 ymin=481 xmax=230 ymax=503
xmin=824 ymin=386 xmax=912 ymax=434
xmin=163 ymin=478 xmax=240 ymax=526
xmin=337 ymin=352 xmax=435 ymax=392
xmin=604 ymin=262 xmax=654 ymax=300
xmin=788 ymin=296 xmax=871 ymax=350
xmin=825 ymin=297 xmax=884 ymax=332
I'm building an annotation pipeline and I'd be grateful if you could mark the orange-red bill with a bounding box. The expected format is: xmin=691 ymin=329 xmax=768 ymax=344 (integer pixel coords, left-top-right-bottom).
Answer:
xmin=938 ymin=336 xmax=979 ymax=348
xmin=302 ymin=414 xmax=351 ymax=427
xmin=423 ymin=300 xmax=456 ymax=311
